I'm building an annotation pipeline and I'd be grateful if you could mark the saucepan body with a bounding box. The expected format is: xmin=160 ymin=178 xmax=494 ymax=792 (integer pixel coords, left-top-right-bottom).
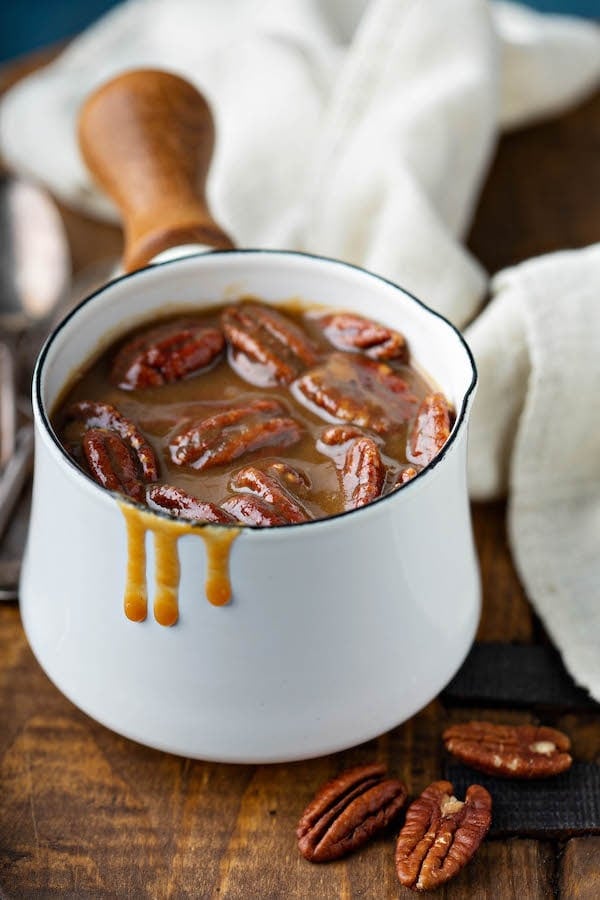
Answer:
xmin=21 ymin=249 xmax=478 ymax=763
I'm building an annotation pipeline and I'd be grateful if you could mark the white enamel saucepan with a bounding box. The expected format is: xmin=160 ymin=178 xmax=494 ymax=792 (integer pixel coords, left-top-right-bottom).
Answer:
xmin=21 ymin=71 xmax=479 ymax=763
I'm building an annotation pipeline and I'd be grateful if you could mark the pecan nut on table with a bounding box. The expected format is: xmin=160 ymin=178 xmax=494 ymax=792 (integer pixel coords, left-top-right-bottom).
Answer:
xmin=53 ymin=299 xmax=455 ymax=526
xmin=443 ymin=721 xmax=573 ymax=778
xmin=297 ymin=718 xmax=574 ymax=891
xmin=395 ymin=781 xmax=492 ymax=892
xmin=297 ymin=765 xmax=490 ymax=893
xmin=297 ymin=763 xmax=408 ymax=862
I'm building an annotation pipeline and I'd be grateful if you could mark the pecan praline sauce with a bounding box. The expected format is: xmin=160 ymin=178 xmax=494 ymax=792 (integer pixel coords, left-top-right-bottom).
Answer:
xmin=52 ymin=298 xmax=454 ymax=624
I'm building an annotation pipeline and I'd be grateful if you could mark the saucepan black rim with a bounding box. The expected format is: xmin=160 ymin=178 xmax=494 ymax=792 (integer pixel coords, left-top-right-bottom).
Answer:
xmin=34 ymin=248 xmax=478 ymax=532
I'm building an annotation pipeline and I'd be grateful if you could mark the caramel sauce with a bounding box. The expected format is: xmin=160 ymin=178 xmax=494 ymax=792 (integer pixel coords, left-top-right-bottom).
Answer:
xmin=122 ymin=505 xmax=148 ymax=622
xmin=120 ymin=503 xmax=240 ymax=625
xmin=202 ymin=527 xmax=241 ymax=606
xmin=153 ymin=530 xmax=180 ymax=626
xmin=54 ymin=302 xmax=434 ymax=521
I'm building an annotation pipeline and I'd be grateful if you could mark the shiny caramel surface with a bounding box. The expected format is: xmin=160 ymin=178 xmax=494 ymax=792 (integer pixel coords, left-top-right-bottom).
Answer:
xmin=52 ymin=300 xmax=437 ymax=521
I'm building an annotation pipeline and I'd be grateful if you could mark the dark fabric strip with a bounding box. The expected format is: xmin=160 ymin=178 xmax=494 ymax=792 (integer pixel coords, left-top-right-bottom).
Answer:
xmin=442 ymin=643 xmax=598 ymax=711
xmin=444 ymin=762 xmax=600 ymax=838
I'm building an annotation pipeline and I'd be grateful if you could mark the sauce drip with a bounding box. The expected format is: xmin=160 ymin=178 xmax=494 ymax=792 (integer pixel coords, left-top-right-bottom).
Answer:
xmin=122 ymin=505 xmax=148 ymax=621
xmin=120 ymin=503 xmax=240 ymax=624
xmin=153 ymin=530 xmax=180 ymax=626
xmin=202 ymin=527 xmax=240 ymax=606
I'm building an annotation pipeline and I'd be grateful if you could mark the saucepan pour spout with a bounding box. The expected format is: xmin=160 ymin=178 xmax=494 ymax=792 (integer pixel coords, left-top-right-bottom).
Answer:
xmin=78 ymin=69 xmax=234 ymax=272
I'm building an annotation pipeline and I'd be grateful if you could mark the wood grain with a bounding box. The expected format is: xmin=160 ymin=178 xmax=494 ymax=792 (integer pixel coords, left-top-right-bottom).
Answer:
xmin=467 ymin=92 xmax=600 ymax=275
xmin=423 ymin=840 xmax=556 ymax=900
xmin=0 ymin=48 xmax=599 ymax=899
xmin=78 ymin=69 xmax=234 ymax=272
xmin=560 ymin=838 xmax=600 ymax=900
xmin=472 ymin=502 xmax=533 ymax=642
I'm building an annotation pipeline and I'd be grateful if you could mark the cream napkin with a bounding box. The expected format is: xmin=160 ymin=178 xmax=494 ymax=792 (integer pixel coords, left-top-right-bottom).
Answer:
xmin=467 ymin=245 xmax=600 ymax=699
xmin=1 ymin=0 xmax=599 ymax=695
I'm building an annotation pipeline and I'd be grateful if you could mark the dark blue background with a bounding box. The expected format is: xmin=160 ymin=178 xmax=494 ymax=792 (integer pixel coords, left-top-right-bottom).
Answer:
xmin=0 ymin=0 xmax=598 ymax=63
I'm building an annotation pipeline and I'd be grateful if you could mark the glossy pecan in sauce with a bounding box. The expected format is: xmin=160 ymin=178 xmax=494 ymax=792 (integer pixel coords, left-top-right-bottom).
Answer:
xmin=53 ymin=299 xmax=454 ymax=527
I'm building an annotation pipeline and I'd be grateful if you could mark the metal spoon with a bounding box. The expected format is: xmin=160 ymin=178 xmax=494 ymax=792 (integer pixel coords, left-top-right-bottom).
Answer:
xmin=0 ymin=173 xmax=70 ymax=562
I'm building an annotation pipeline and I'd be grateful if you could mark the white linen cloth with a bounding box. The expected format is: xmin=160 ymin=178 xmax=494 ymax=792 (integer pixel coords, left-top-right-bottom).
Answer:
xmin=1 ymin=0 xmax=599 ymax=695
xmin=467 ymin=245 xmax=600 ymax=698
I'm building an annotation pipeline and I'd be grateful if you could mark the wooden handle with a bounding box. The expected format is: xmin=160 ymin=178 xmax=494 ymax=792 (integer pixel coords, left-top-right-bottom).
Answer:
xmin=78 ymin=69 xmax=234 ymax=272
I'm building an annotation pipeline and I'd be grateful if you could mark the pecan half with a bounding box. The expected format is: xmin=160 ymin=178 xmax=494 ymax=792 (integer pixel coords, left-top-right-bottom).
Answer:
xmin=443 ymin=721 xmax=572 ymax=778
xmin=146 ymin=484 xmax=236 ymax=524
xmin=297 ymin=763 xmax=407 ymax=862
xmin=295 ymin=352 xmax=418 ymax=434
xmin=407 ymin=393 xmax=453 ymax=467
xmin=222 ymin=302 xmax=318 ymax=386
xmin=169 ymin=399 xmax=302 ymax=470
xmin=230 ymin=465 xmax=311 ymax=523
xmin=319 ymin=427 xmax=385 ymax=510
xmin=317 ymin=311 xmax=407 ymax=362
xmin=265 ymin=461 xmax=311 ymax=493
xmin=395 ymin=780 xmax=492 ymax=892
xmin=63 ymin=400 xmax=159 ymax=482
xmin=110 ymin=319 xmax=225 ymax=389
xmin=342 ymin=437 xmax=386 ymax=508
xmin=394 ymin=465 xmax=420 ymax=487
xmin=82 ymin=428 xmax=147 ymax=501
xmin=319 ymin=425 xmax=366 ymax=446
xmin=221 ymin=494 xmax=290 ymax=527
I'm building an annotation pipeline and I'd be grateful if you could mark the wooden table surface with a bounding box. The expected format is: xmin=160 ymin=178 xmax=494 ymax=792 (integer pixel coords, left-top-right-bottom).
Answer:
xmin=0 ymin=52 xmax=599 ymax=898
